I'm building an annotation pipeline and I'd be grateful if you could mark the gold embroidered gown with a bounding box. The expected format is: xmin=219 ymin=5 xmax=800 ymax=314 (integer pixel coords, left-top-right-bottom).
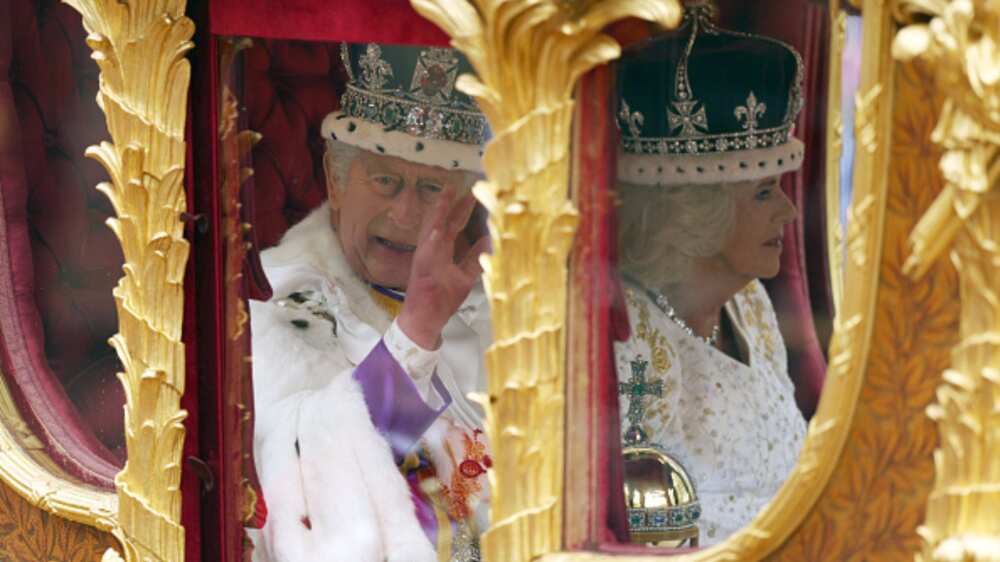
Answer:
xmin=616 ymin=280 xmax=807 ymax=545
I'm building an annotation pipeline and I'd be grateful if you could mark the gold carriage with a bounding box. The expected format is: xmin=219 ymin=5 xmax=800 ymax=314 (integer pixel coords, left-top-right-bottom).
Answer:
xmin=0 ymin=0 xmax=996 ymax=560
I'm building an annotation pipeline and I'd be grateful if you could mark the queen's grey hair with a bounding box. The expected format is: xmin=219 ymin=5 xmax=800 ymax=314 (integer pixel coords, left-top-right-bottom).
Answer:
xmin=323 ymin=138 xmax=481 ymax=192
xmin=616 ymin=180 xmax=737 ymax=286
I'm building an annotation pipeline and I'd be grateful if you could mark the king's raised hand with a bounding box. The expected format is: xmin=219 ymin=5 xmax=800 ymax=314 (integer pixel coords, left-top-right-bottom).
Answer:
xmin=397 ymin=188 xmax=489 ymax=350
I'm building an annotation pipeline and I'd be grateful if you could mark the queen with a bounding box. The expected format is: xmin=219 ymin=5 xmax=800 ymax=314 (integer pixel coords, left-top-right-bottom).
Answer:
xmin=613 ymin=4 xmax=810 ymax=546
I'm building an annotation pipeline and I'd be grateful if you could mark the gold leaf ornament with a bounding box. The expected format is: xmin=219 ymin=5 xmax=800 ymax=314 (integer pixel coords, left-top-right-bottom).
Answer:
xmin=62 ymin=0 xmax=195 ymax=559
xmin=893 ymin=1 xmax=1000 ymax=560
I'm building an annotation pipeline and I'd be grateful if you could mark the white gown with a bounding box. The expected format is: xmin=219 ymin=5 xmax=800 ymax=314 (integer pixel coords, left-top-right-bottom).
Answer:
xmin=615 ymin=280 xmax=807 ymax=545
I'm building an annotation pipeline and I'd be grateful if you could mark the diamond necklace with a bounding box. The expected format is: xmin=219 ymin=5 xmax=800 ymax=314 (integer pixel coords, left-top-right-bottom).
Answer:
xmin=650 ymin=289 xmax=720 ymax=347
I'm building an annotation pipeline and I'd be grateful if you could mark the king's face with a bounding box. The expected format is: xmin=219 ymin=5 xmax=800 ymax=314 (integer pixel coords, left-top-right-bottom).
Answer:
xmin=328 ymin=149 xmax=470 ymax=290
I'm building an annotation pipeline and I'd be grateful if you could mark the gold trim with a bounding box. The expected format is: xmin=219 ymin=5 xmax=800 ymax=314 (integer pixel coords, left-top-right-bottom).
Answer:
xmin=218 ymin=37 xmax=261 ymax=538
xmin=61 ymin=0 xmax=194 ymax=559
xmin=894 ymin=1 xmax=1000 ymax=559
xmin=408 ymin=1 xmax=681 ymax=560
xmin=826 ymin=5 xmax=847 ymax=312
xmin=0 ymin=372 xmax=117 ymax=531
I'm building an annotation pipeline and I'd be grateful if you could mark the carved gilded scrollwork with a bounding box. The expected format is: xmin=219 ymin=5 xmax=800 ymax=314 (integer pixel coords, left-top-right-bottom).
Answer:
xmin=61 ymin=0 xmax=194 ymax=559
xmin=893 ymin=1 xmax=1000 ymax=560
xmin=408 ymin=1 xmax=681 ymax=560
xmin=771 ymin=53 xmax=957 ymax=562
xmin=0 ymin=373 xmax=117 ymax=532
xmin=0 ymin=474 xmax=118 ymax=562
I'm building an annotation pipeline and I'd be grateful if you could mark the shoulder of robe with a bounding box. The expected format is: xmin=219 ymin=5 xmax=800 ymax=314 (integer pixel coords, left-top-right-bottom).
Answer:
xmin=250 ymin=290 xmax=353 ymax=410
xmin=732 ymin=279 xmax=787 ymax=370
xmin=616 ymin=283 xmax=682 ymax=381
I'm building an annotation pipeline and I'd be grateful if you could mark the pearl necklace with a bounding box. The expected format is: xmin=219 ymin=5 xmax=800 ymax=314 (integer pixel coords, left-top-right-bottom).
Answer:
xmin=651 ymin=290 xmax=721 ymax=347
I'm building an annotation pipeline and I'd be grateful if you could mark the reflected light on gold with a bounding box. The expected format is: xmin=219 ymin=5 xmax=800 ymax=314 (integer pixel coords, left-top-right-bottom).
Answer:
xmin=622 ymin=447 xmax=700 ymax=547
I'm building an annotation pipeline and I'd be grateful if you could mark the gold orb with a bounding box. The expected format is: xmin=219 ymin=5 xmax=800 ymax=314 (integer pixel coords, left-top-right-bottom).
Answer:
xmin=622 ymin=446 xmax=701 ymax=547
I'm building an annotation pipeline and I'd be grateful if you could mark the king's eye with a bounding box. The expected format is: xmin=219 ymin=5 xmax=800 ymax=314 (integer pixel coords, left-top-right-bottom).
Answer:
xmin=370 ymin=175 xmax=402 ymax=194
xmin=417 ymin=182 xmax=445 ymax=203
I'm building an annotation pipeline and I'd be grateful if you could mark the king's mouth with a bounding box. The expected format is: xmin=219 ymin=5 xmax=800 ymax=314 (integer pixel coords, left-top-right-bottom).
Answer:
xmin=374 ymin=236 xmax=417 ymax=253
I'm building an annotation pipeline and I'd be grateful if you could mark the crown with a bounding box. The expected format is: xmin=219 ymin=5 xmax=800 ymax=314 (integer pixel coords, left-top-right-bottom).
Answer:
xmin=322 ymin=43 xmax=488 ymax=173
xmin=616 ymin=3 xmax=805 ymax=186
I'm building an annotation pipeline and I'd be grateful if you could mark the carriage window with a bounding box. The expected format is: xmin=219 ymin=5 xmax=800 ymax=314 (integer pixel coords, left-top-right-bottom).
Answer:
xmin=590 ymin=0 xmax=833 ymax=549
xmin=834 ymin=13 xmax=864 ymax=305
xmin=220 ymin=38 xmax=493 ymax=561
xmin=1 ymin=0 xmax=125 ymax=481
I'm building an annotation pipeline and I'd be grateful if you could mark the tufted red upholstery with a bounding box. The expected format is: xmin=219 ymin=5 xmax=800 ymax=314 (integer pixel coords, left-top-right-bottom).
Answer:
xmin=0 ymin=0 xmax=124 ymax=483
xmin=241 ymin=39 xmax=346 ymax=250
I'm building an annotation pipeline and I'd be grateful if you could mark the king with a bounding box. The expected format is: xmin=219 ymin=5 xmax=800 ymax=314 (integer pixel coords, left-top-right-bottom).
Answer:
xmin=248 ymin=42 xmax=492 ymax=562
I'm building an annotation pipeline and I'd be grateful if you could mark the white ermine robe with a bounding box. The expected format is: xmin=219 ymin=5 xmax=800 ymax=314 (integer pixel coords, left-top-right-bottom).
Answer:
xmin=249 ymin=203 xmax=491 ymax=562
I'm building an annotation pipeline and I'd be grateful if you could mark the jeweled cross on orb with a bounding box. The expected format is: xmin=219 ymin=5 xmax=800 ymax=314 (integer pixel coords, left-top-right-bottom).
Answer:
xmin=618 ymin=358 xmax=662 ymax=446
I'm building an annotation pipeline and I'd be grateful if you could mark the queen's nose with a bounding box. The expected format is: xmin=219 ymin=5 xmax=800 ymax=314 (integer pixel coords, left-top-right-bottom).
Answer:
xmin=776 ymin=188 xmax=797 ymax=225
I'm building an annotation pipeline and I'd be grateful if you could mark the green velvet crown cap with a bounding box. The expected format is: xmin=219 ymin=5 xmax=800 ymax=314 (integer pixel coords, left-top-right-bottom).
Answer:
xmin=322 ymin=42 xmax=488 ymax=173
xmin=616 ymin=3 xmax=806 ymax=186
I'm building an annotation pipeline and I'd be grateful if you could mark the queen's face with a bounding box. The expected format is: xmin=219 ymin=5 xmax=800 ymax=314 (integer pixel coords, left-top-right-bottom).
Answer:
xmin=717 ymin=175 xmax=797 ymax=281
xmin=327 ymin=149 xmax=470 ymax=289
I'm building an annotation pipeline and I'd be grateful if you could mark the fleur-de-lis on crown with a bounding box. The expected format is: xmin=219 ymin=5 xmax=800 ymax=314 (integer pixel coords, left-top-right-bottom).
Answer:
xmin=667 ymin=100 xmax=709 ymax=137
xmin=359 ymin=43 xmax=393 ymax=91
xmin=618 ymin=99 xmax=644 ymax=138
xmin=734 ymin=91 xmax=766 ymax=132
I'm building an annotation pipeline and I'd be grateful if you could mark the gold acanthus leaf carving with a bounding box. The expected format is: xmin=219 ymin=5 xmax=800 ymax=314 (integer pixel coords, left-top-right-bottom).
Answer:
xmin=62 ymin=0 xmax=194 ymax=559
xmin=409 ymin=1 xmax=680 ymax=561
xmin=855 ymin=84 xmax=883 ymax=155
xmin=826 ymin=313 xmax=862 ymax=379
xmin=893 ymin=1 xmax=1000 ymax=560
xmin=846 ymin=193 xmax=876 ymax=266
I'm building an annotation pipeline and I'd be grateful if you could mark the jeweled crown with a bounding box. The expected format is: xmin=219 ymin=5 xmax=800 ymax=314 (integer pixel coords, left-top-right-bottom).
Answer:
xmin=340 ymin=43 xmax=487 ymax=146
xmin=322 ymin=43 xmax=488 ymax=173
xmin=616 ymin=3 xmax=805 ymax=185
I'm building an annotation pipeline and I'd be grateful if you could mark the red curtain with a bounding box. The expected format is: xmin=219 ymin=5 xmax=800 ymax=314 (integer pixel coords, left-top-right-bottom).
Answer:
xmin=209 ymin=0 xmax=449 ymax=45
